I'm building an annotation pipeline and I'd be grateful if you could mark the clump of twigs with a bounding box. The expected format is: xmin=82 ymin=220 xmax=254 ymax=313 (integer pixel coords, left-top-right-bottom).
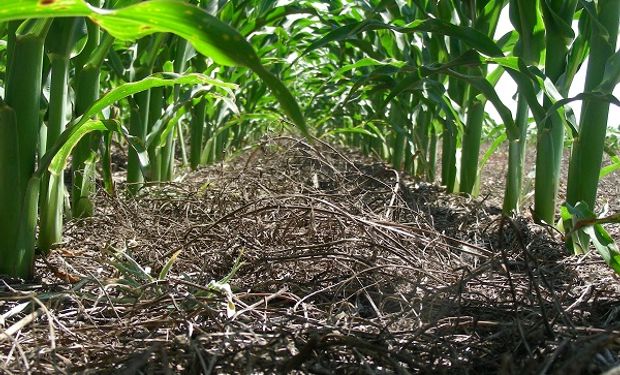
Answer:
xmin=1 ymin=135 xmax=619 ymax=374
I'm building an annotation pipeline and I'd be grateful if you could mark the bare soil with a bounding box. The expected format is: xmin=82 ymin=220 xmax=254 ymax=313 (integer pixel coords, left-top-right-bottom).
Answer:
xmin=1 ymin=136 xmax=620 ymax=374
xmin=480 ymin=141 xmax=620 ymax=213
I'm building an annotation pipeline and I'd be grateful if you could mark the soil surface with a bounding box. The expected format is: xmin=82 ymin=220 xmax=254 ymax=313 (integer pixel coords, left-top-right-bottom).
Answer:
xmin=479 ymin=141 xmax=620 ymax=218
xmin=1 ymin=136 xmax=620 ymax=374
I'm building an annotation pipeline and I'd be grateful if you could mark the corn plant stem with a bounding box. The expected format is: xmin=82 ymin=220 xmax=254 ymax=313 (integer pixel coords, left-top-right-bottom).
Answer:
xmin=74 ymin=65 xmax=102 ymax=113
xmin=0 ymin=20 xmax=50 ymax=278
xmin=503 ymin=93 xmax=529 ymax=214
xmin=127 ymin=35 xmax=164 ymax=193
xmin=190 ymin=98 xmax=207 ymax=169
xmin=200 ymin=121 xmax=215 ymax=165
xmin=160 ymin=123 xmax=174 ymax=180
xmin=441 ymin=38 xmax=468 ymax=193
xmin=6 ymin=23 xmax=49 ymax=203
xmin=177 ymin=122 xmax=188 ymax=166
xmin=39 ymin=18 xmax=80 ymax=251
xmin=233 ymin=122 xmax=245 ymax=149
xmin=161 ymin=38 xmax=191 ymax=181
xmin=150 ymin=146 xmax=163 ymax=183
xmin=533 ymin=0 xmax=578 ymax=224
xmin=127 ymin=91 xmax=150 ymax=194
xmin=101 ymin=132 xmax=114 ymax=194
xmin=414 ymin=109 xmax=430 ymax=178
xmin=441 ymin=119 xmax=458 ymax=192
xmin=404 ymin=138 xmax=414 ymax=175
xmin=534 ymin=110 xmax=564 ymax=224
xmin=214 ymin=129 xmax=223 ymax=161
xmin=0 ymin=102 xmax=22 ymax=276
xmin=147 ymin=86 xmax=164 ymax=182
xmin=39 ymin=56 xmax=70 ymax=250
xmin=127 ymin=40 xmax=153 ymax=194
xmin=71 ymin=65 xmax=100 ymax=217
xmin=566 ymin=0 xmax=620 ymax=210
xmin=428 ymin=124 xmax=437 ymax=182
xmin=504 ymin=0 xmax=543 ymax=215
xmin=72 ymin=32 xmax=114 ymax=218
xmin=459 ymin=94 xmax=485 ymax=195
xmin=391 ymin=131 xmax=405 ymax=171
xmin=388 ymin=99 xmax=406 ymax=171
xmin=4 ymin=21 xmax=18 ymax=93
xmin=216 ymin=127 xmax=229 ymax=161
xmin=203 ymin=118 xmax=214 ymax=162
xmin=75 ymin=27 xmax=97 ymax=69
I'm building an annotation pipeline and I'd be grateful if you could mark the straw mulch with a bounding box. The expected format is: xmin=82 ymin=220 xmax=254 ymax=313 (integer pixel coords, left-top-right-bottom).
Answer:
xmin=1 ymin=136 xmax=619 ymax=374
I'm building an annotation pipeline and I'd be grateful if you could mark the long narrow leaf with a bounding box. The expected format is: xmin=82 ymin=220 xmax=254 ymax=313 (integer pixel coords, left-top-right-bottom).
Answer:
xmin=0 ymin=0 xmax=307 ymax=133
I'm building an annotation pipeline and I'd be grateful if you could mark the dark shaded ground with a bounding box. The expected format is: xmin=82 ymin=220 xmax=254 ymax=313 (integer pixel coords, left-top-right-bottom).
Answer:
xmin=465 ymin=139 xmax=620 ymax=249
xmin=480 ymin=141 xmax=620 ymax=234
xmin=1 ymin=136 xmax=620 ymax=374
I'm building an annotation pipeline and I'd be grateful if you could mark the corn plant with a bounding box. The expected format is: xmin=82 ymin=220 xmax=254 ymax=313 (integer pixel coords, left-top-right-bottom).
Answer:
xmin=503 ymin=0 xmax=543 ymax=214
xmin=71 ymin=14 xmax=115 ymax=218
xmin=286 ymin=0 xmax=619 ymax=266
xmin=0 ymin=0 xmax=305 ymax=279
xmin=532 ymin=0 xmax=579 ymax=224
xmin=39 ymin=18 xmax=81 ymax=250
xmin=566 ymin=0 xmax=620 ymax=212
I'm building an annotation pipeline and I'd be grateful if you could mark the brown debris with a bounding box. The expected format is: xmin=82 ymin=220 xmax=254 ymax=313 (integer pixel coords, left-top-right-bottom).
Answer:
xmin=1 ymin=136 xmax=619 ymax=374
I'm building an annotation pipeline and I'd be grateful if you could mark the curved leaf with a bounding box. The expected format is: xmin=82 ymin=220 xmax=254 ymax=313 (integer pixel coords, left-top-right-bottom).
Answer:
xmin=0 ymin=0 xmax=307 ymax=133
xmin=303 ymin=18 xmax=504 ymax=57
xmin=38 ymin=73 xmax=228 ymax=177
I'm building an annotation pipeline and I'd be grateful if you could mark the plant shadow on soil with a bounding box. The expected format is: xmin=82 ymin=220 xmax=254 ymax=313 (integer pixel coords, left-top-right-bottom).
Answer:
xmin=1 ymin=136 xmax=620 ymax=374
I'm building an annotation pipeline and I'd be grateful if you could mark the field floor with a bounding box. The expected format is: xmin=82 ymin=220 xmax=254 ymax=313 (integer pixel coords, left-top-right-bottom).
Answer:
xmin=2 ymin=136 xmax=620 ymax=374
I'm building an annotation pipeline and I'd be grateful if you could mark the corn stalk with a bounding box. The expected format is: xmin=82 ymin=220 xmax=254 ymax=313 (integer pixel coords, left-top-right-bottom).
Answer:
xmin=533 ymin=0 xmax=578 ymax=224
xmin=566 ymin=0 xmax=620 ymax=213
xmin=0 ymin=19 xmax=50 ymax=277
xmin=503 ymin=0 xmax=544 ymax=214
xmin=39 ymin=18 xmax=80 ymax=251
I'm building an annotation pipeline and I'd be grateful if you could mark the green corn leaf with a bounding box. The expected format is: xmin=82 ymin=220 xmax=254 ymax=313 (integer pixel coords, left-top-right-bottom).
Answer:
xmin=559 ymin=10 xmax=591 ymax=94
xmin=303 ymin=18 xmax=503 ymax=57
xmin=598 ymin=49 xmax=620 ymax=93
xmin=584 ymin=224 xmax=620 ymax=274
xmin=474 ymin=0 xmax=506 ymax=36
xmin=478 ymin=131 xmax=508 ymax=177
xmin=37 ymin=73 xmax=225 ymax=178
xmin=155 ymin=107 xmax=187 ymax=149
xmin=147 ymin=88 xmax=237 ymax=150
xmin=362 ymin=121 xmax=389 ymax=145
xmin=562 ymin=204 xmax=591 ymax=253
xmin=0 ymin=1 xmax=248 ymax=65
xmin=564 ymin=202 xmax=620 ymax=272
xmin=0 ymin=0 xmax=307 ymax=134
xmin=325 ymin=127 xmax=379 ymax=138
xmin=496 ymin=31 xmax=520 ymax=54
xmin=576 ymin=0 xmax=611 ymax=40
xmin=538 ymin=92 xmax=620 ymax=137
xmin=388 ymin=57 xmax=518 ymax=139
xmin=47 ymin=120 xmax=110 ymax=178
xmin=541 ymin=0 xmax=578 ymax=41
xmin=336 ymin=57 xmax=405 ymax=75
xmin=509 ymin=0 xmax=545 ymax=64
xmin=115 ymin=250 xmax=155 ymax=283
xmin=239 ymin=5 xmax=318 ymax=36
xmin=158 ymin=250 xmax=181 ymax=280
xmin=600 ymin=154 xmax=620 ymax=179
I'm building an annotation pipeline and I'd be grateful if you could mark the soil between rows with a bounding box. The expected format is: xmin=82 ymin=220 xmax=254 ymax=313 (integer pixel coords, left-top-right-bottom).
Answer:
xmin=1 ymin=136 xmax=619 ymax=374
